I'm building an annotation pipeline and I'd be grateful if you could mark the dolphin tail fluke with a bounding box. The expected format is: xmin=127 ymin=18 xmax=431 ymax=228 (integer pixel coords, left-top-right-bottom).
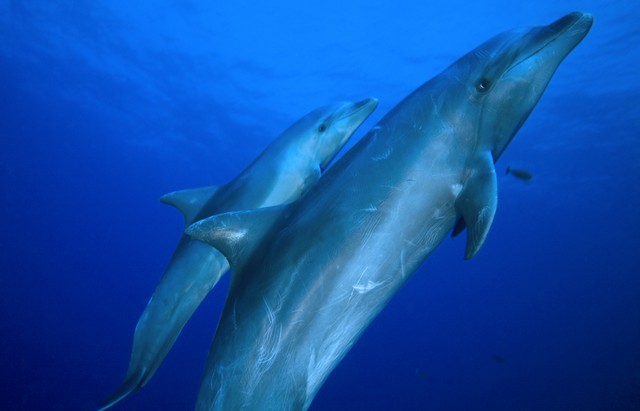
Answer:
xmin=97 ymin=371 xmax=146 ymax=411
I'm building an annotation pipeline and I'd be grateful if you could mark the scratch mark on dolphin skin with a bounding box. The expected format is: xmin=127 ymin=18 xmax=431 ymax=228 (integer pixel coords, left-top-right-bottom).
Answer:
xmin=353 ymin=280 xmax=384 ymax=294
xmin=471 ymin=205 xmax=492 ymax=246
xmin=478 ymin=206 xmax=491 ymax=226
xmin=256 ymin=326 xmax=281 ymax=366
xmin=348 ymin=267 xmax=369 ymax=303
xmin=208 ymin=366 xmax=225 ymax=406
xmin=372 ymin=147 xmax=393 ymax=161
xmin=400 ymin=250 xmax=407 ymax=279
xmin=231 ymin=300 xmax=238 ymax=333
xmin=245 ymin=298 xmax=284 ymax=399
xmin=421 ymin=218 xmax=448 ymax=252
xmin=256 ymin=298 xmax=282 ymax=366
xmin=289 ymin=308 xmax=306 ymax=326
xmin=380 ymin=184 xmax=403 ymax=191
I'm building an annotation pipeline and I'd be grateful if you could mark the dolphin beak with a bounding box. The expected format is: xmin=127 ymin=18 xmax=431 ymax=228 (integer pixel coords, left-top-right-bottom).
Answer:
xmin=508 ymin=12 xmax=593 ymax=76
xmin=547 ymin=11 xmax=594 ymax=36
xmin=536 ymin=11 xmax=593 ymax=56
xmin=354 ymin=97 xmax=379 ymax=113
xmin=339 ymin=97 xmax=379 ymax=121
xmin=319 ymin=97 xmax=378 ymax=173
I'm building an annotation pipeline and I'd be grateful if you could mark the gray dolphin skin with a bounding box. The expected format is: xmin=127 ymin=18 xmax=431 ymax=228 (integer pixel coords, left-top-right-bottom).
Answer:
xmin=186 ymin=12 xmax=593 ymax=411
xmin=98 ymin=98 xmax=378 ymax=410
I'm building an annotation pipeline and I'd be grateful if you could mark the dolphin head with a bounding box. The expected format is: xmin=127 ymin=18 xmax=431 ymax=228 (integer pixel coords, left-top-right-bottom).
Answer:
xmin=446 ymin=12 xmax=593 ymax=160
xmin=281 ymin=97 xmax=379 ymax=172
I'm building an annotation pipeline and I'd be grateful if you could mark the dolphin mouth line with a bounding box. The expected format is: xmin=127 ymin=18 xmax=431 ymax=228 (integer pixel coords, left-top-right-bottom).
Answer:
xmin=337 ymin=98 xmax=378 ymax=121
xmin=507 ymin=13 xmax=590 ymax=73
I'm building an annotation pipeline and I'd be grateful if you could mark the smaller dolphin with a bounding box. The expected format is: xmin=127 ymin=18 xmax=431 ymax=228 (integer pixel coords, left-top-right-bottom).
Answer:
xmin=98 ymin=98 xmax=378 ymax=410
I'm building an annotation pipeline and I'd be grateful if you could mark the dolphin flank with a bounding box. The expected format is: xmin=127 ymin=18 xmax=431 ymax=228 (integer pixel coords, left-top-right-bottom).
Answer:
xmin=98 ymin=98 xmax=377 ymax=410
xmin=187 ymin=12 xmax=592 ymax=411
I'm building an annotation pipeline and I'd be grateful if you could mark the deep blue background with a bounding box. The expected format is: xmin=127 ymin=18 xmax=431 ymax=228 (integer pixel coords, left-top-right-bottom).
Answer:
xmin=1 ymin=1 xmax=639 ymax=410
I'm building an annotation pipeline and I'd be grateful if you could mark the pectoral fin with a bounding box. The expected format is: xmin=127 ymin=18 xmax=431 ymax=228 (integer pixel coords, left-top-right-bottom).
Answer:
xmin=451 ymin=218 xmax=466 ymax=237
xmin=185 ymin=205 xmax=288 ymax=272
xmin=455 ymin=152 xmax=498 ymax=260
xmin=160 ymin=185 xmax=220 ymax=225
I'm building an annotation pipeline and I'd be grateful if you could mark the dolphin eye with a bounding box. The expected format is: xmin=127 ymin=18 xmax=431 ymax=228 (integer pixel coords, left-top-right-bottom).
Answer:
xmin=317 ymin=123 xmax=328 ymax=132
xmin=476 ymin=78 xmax=491 ymax=92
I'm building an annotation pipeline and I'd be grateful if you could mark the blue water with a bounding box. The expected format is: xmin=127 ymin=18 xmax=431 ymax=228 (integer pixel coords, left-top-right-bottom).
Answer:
xmin=2 ymin=1 xmax=639 ymax=410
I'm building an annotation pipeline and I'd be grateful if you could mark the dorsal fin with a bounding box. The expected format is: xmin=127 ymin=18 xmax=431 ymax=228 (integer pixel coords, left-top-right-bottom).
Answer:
xmin=185 ymin=205 xmax=288 ymax=272
xmin=160 ymin=185 xmax=220 ymax=225
xmin=455 ymin=151 xmax=498 ymax=260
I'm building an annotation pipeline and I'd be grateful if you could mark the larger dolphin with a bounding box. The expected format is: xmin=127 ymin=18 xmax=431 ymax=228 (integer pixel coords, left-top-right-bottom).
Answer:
xmin=187 ymin=12 xmax=593 ymax=411
xmin=99 ymin=98 xmax=378 ymax=410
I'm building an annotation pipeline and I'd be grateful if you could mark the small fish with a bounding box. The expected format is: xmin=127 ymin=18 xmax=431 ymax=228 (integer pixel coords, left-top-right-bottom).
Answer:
xmin=414 ymin=368 xmax=428 ymax=381
xmin=506 ymin=166 xmax=533 ymax=181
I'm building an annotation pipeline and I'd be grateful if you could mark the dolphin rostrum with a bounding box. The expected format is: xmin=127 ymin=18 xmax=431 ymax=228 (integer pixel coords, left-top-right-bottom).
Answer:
xmin=187 ymin=12 xmax=593 ymax=411
xmin=98 ymin=98 xmax=378 ymax=410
